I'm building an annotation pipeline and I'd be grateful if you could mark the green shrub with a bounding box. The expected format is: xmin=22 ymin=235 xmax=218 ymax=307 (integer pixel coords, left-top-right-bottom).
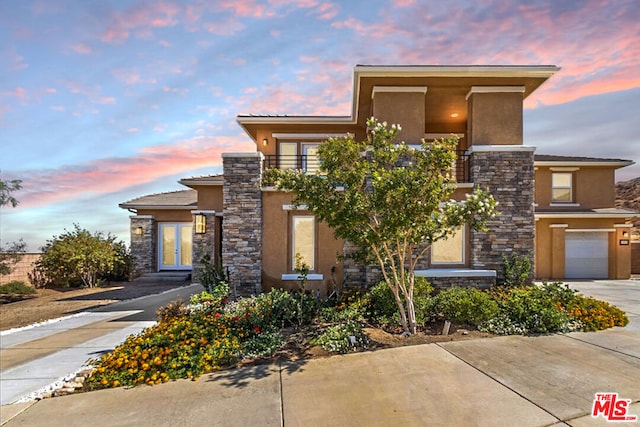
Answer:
xmin=487 ymin=286 xmax=571 ymax=334
xmin=33 ymin=224 xmax=131 ymax=288
xmin=0 ymin=280 xmax=36 ymax=295
xmin=501 ymin=253 xmax=532 ymax=287
xmin=320 ymin=289 xmax=370 ymax=323
xmin=369 ymin=277 xmax=433 ymax=327
xmin=198 ymin=253 xmax=229 ymax=295
xmin=567 ymin=295 xmax=629 ymax=331
xmin=310 ymin=321 xmax=369 ymax=354
xmin=432 ymin=286 xmax=499 ymax=327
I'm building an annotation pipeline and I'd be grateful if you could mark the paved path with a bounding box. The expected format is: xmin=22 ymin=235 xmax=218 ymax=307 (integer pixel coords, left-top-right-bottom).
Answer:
xmin=1 ymin=280 xmax=638 ymax=426
xmin=0 ymin=284 xmax=200 ymax=405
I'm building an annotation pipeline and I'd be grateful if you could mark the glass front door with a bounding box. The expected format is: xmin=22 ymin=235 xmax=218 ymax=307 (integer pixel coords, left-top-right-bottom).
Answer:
xmin=159 ymin=223 xmax=192 ymax=270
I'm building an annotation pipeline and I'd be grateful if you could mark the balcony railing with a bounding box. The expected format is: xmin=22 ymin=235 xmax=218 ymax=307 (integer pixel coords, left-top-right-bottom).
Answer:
xmin=263 ymin=151 xmax=470 ymax=183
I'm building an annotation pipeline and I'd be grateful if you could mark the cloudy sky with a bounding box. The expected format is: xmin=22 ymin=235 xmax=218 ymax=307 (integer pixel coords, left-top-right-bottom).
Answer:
xmin=1 ymin=0 xmax=638 ymax=251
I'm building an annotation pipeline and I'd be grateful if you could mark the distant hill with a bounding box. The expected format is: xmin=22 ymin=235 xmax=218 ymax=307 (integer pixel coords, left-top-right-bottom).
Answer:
xmin=616 ymin=176 xmax=640 ymax=239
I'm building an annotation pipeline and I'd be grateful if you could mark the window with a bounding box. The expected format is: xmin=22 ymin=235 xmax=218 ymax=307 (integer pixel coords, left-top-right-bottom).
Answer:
xmin=302 ymin=143 xmax=320 ymax=173
xmin=552 ymin=173 xmax=572 ymax=202
xmin=279 ymin=142 xmax=297 ymax=170
xmin=431 ymin=227 xmax=465 ymax=265
xmin=292 ymin=216 xmax=315 ymax=270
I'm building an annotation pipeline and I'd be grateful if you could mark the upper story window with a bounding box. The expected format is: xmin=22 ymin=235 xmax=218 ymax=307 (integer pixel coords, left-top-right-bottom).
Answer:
xmin=276 ymin=141 xmax=320 ymax=173
xmin=551 ymin=172 xmax=573 ymax=203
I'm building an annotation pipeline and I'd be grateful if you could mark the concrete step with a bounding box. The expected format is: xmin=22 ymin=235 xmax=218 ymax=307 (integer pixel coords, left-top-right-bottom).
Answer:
xmin=135 ymin=272 xmax=191 ymax=283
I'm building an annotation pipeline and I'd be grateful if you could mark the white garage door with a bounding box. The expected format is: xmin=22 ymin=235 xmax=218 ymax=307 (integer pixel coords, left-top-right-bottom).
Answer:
xmin=565 ymin=232 xmax=609 ymax=279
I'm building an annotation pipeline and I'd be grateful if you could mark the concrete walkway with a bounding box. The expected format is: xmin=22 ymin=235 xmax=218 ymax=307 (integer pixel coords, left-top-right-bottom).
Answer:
xmin=1 ymin=280 xmax=638 ymax=426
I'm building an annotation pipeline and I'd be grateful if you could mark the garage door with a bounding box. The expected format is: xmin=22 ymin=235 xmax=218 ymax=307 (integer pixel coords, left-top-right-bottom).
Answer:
xmin=565 ymin=232 xmax=609 ymax=279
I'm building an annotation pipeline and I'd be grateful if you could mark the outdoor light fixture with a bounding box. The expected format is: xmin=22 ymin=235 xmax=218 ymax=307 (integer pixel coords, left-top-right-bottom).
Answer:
xmin=195 ymin=214 xmax=206 ymax=234
xmin=135 ymin=226 xmax=143 ymax=236
xmin=622 ymin=230 xmax=629 ymax=237
xmin=262 ymin=138 xmax=269 ymax=147
xmin=450 ymin=112 xmax=459 ymax=118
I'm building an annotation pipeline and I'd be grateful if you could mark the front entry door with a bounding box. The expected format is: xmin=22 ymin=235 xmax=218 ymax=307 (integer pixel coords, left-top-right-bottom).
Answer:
xmin=159 ymin=223 xmax=192 ymax=270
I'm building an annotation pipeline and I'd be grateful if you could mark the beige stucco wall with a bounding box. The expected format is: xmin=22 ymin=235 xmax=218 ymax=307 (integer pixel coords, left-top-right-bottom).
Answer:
xmin=136 ymin=209 xmax=193 ymax=222
xmin=261 ymin=191 xmax=343 ymax=296
xmin=535 ymin=218 xmax=632 ymax=280
xmin=535 ymin=166 xmax=616 ymax=208
xmin=195 ymin=186 xmax=223 ymax=211
xmin=467 ymin=92 xmax=523 ymax=146
xmin=372 ymin=91 xmax=425 ymax=144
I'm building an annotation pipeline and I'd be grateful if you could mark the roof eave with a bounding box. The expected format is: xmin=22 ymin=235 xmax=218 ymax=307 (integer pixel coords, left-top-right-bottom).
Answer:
xmin=535 ymin=161 xmax=634 ymax=168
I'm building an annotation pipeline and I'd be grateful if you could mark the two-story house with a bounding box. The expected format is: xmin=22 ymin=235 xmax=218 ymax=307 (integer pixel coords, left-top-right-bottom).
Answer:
xmin=120 ymin=64 xmax=637 ymax=296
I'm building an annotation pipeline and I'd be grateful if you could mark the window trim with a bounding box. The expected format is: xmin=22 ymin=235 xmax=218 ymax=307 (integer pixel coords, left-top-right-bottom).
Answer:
xmin=291 ymin=215 xmax=316 ymax=271
xmin=431 ymin=227 xmax=466 ymax=266
xmin=551 ymin=172 xmax=573 ymax=203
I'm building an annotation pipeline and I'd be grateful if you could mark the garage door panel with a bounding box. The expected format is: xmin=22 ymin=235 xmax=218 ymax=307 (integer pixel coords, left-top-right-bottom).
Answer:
xmin=565 ymin=232 xmax=608 ymax=279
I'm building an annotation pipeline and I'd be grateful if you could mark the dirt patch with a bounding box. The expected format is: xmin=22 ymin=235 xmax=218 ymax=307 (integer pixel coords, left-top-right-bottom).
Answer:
xmin=0 ymin=281 xmax=189 ymax=331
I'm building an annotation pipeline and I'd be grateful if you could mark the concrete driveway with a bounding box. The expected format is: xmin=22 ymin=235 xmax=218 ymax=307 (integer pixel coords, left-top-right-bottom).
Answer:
xmin=2 ymin=280 xmax=639 ymax=426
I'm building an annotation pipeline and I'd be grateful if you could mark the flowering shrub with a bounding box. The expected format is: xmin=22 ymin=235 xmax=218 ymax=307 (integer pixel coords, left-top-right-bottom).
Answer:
xmin=320 ymin=289 xmax=370 ymax=323
xmin=567 ymin=295 xmax=628 ymax=331
xmin=311 ymin=321 xmax=369 ymax=354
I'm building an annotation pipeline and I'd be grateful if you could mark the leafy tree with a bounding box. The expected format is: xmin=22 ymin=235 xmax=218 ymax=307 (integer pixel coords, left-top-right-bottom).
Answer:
xmin=0 ymin=239 xmax=27 ymax=276
xmin=33 ymin=224 xmax=132 ymax=288
xmin=0 ymin=177 xmax=25 ymax=276
xmin=264 ymin=118 xmax=497 ymax=334
xmin=0 ymin=178 xmax=22 ymax=208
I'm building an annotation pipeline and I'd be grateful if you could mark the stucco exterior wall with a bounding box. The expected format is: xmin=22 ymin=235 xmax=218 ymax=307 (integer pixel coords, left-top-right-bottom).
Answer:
xmin=467 ymin=92 xmax=523 ymax=146
xmin=136 ymin=209 xmax=192 ymax=222
xmin=261 ymin=190 xmax=343 ymax=297
xmin=535 ymin=218 xmax=632 ymax=280
xmin=535 ymin=166 xmax=616 ymax=208
xmin=195 ymin=186 xmax=223 ymax=211
xmin=372 ymin=90 xmax=425 ymax=144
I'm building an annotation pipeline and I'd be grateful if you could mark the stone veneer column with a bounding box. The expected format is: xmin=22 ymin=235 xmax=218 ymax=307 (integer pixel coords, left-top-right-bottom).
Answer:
xmin=222 ymin=153 xmax=263 ymax=297
xmin=468 ymin=147 xmax=535 ymax=282
xmin=191 ymin=211 xmax=218 ymax=284
xmin=130 ymin=215 xmax=155 ymax=276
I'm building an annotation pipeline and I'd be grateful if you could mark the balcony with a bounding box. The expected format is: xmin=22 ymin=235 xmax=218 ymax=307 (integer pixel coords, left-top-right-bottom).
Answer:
xmin=263 ymin=151 xmax=470 ymax=183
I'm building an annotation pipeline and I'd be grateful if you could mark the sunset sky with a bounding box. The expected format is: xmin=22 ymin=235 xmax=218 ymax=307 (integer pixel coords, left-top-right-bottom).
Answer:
xmin=1 ymin=0 xmax=639 ymax=251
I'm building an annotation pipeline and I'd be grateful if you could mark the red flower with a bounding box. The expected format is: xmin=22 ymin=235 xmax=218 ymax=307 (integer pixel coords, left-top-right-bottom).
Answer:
xmin=222 ymin=297 xmax=227 ymax=304
xmin=245 ymin=313 xmax=250 ymax=319
xmin=253 ymin=326 xmax=260 ymax=333
xmin=233 ymin=317 xmax=239 ymax=322
xmin=214 ymin=312 xmax=221 ymax=318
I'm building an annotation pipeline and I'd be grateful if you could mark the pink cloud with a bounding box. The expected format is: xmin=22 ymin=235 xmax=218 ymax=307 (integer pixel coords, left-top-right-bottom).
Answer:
xmin=314 ymin=2 xmax=339 ymax=19
xmin=14 ymin=136 xmax=253 ymax=209
xmin=3 ymin=87 xmax=27 ymax=99
xmin=71 ymin=43 xmax=93 ymax=55
xmin=100 ymin=1 xmax=181 ymax=43
xmin=99 ymin=97 xmax=116 ymax=104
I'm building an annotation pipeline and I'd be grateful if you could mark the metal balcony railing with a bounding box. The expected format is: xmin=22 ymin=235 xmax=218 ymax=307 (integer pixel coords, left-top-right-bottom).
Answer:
xmin=263 ymin=151 xmax=470 ymax=183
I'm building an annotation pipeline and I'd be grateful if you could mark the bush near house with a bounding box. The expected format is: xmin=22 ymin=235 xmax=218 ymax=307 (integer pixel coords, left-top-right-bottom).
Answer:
xmin=86 ymin=279 xmax=628 ymax=390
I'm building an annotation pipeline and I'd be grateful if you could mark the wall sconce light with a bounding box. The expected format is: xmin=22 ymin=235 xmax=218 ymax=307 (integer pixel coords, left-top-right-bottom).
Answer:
xmin=262 ymin=138 xmax=268 ymax=147
xmin=195 ymin=214 xmax=206 ymax=234
xmin=135 ymin=226 xmax=143 ymax=235
xmin=622 ymin=230 xmax=629 ymax=237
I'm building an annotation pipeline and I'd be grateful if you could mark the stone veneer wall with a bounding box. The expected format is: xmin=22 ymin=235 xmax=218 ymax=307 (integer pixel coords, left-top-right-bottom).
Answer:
xmin=468 ymin=149 xmax=535 ymax=282
xmin=222 ymin=153 xmax=263 ymax=297
xmin=419 ymin=275 xmax=496 ymax=289
xmin=130 ymin=215 xmax=156 ymax=276
xmin=191 ymin=211 xmax=218 ymax=284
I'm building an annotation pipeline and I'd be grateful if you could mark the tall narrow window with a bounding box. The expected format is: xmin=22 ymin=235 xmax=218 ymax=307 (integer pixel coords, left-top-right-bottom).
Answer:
xmin=431 ymin=227 xmax=465 ymax=265
xmin=279 ymin=142 xmax=297 ymax=170
xmin=292 ymin=216 xmax=315 ymax=270
xmin=302 ymin=143 xmax=320 ymax=173
xmin=552 ymin=173 xmax=572 ymax=202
